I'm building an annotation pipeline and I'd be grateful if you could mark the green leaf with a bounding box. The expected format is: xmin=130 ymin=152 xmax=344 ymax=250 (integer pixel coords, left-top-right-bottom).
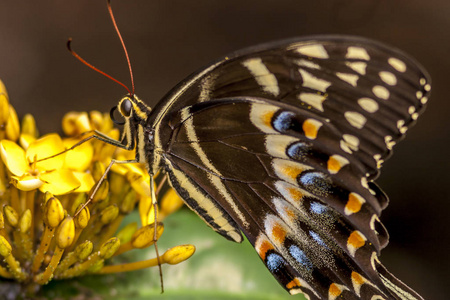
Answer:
xmin=40 ymin=208 xmax=306 ymax=299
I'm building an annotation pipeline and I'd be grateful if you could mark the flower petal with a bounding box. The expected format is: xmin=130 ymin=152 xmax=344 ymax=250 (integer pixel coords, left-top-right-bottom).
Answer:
xmin=0 ymin=140 xmax=28 ymax=176
xmin=0 ymin=80 xmax=9 ymax=126
xmin=5 ymin=105 xmax=20 ymax=141
xmin=62 ymin=112 xmax=92 ymax=136
xmin=72 ymin=171 xmax=95 ymax=193
xmin=21 ymin=114 xmax=39 ymax=138
xmin=63 ymin=138 xmax=94 ymax=171
xmin=27 ymin=133 xmax=66 ymax=171
xmin=39 ymin=169 xmax=80 ymax=195
xmin=11 ymin=175 xmax=43 ymax=191
xmin=19 ymin=133 xmax=36 ymax=150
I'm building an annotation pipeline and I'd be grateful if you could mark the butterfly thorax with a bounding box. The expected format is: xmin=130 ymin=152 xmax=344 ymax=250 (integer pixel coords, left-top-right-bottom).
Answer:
xmin=117 ymin=95 xmax=157 ymax=173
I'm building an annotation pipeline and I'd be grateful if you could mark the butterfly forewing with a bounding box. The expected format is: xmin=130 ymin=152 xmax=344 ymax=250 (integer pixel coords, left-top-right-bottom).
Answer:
xmin=147 ymin=36 xmax=430 ymax=300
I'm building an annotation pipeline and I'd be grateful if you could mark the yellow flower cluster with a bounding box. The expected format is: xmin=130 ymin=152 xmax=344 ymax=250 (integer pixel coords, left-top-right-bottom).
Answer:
xmin=0 ymin=80 xmax=194 ymax=290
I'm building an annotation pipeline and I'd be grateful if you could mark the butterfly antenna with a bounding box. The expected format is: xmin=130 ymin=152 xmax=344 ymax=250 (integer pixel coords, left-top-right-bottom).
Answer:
xmin=107 ymin=0 xmax=135 ymax=96
xmin=67 ymin=39 xmax=132 ymax=95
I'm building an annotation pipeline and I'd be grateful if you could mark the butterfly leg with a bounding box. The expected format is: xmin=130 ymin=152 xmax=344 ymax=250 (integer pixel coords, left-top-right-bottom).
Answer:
xmin=36 ymin=129 xmax=135 ymax=165
xmin=74 ymin=158 xmax=138 ymax=217
xmin=150 ymin=176 xmax=164 ymax=293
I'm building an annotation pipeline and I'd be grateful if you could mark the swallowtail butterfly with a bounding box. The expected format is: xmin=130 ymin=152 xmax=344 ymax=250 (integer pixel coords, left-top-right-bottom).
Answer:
xmin=84 ymin=35 xmax=430 ymax=299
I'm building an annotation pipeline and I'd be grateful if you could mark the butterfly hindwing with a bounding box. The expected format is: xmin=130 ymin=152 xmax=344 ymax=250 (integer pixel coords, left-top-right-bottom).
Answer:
xmin=147 ymin=36 xmax=430 ymax=300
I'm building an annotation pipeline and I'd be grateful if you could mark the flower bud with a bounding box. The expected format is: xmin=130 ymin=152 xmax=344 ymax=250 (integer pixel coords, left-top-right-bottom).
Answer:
xmin=99 ymin=237 xmax=120 ymax=259
xmin=44 ymin=197 xmax=65 ymax=228
xmin=5 ymin=105 xmax=20 ymax=141
xmin=131 ymin=223 xmax=164 ymax=249
xmin=115 ymin=222 xmax=138 ymax=244
xmin=3 ymin=205 xmax=18 ymax=227
xmin=74 ymin=205 xmax=90 ymax=229
xmin=0 ymin=211 xmax=4 ymax=229
xmin=21 ymin=114 xmax=38 ymax=138
xmin=90 ymin=180 xmax=109 ymax=203
xmin=74 ymin=241 xmax=93 ymax=261
xmin=160 ymin=189 xmax=184 ymax=218
xmin=91 ymin=161 xmax=106 ymax=183
xmin=100 ymin=205 xmax=119 ymax=225
xmin=0 ymin=82 xmax=10 ymax=126
xmin=0 ymin=235 xmax=12 ymax=257
xmin=120 ymin=189 xmax=137 ymax=214
xmin=55 ymin=217 xmax=75 ymax=249
xmin=163 ymin=244 xmax=196 ymax=265
xmin=19 ymin=209 xmax=32 ymax=233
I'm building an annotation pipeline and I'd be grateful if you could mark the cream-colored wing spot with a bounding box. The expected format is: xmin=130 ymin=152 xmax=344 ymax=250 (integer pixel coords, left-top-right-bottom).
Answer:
xmin=298 ymin=69 xmax=332 ymax=93
xmin=379 ymin=71 xmax=397 ymax=86
xmin=294 ymin=59 xmax=321 ymax=69
xmin=295 ymin=44 xmax=329 ymax=58
xmin=272 ymin=158 xmax=311 ymax=186
xmin=358 ymin=97 xmax=379 ymax=113
xmin=264 ymin=214 xmax=289 ymax=247
xmin=298 ymin=92 xmax=327 ymax=112
xmin=336 ymin=72 xmax=359 ymax=87
xmin=384 ymin=135 xmax=395 ymax=150
xmin=346 ymin=47 xmax=370 ymax=60
xmin=265 ymin=135 xmax=298 ymax=159
xmin=274 ymin=180 xmax=305 ymax=205
xmin=345 ymin=61 xmax=367 ymax=75
xmin=345 ymin=111 xmax=367 ymax=129
xmin=388 ymin=57 xmax=406 ymax=72
xmin=287 ymin=277 xmax=321 ymax=298
xmin=340 ymin=134 xmax=360 ymax=153
xmin=372 ymin=85 xmax=390 ymax=100
xmin=242 ymin=58 xmax=280 ymax=96
xmin=249 ymin=103 xmax=279 ymax=134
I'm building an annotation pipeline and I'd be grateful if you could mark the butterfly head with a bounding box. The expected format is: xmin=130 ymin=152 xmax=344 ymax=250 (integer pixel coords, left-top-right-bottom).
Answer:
xmin=111 ymin=95 xmax=153 ymax=164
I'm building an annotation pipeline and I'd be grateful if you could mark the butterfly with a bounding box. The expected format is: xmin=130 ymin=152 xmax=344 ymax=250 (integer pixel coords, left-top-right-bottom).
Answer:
xmin=76 ymin=34 xmax=430 ymax=299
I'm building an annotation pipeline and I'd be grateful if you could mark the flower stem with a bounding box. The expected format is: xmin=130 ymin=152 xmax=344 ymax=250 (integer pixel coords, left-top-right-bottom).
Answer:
xmin=34 ymin=246 xmax=64 ymax=284
xmin=31 ymin=226 xmax=54 ymax=274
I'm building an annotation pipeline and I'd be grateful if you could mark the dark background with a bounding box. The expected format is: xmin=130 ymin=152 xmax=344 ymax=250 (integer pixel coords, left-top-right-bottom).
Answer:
xmin=0 ymin=1 xmax=448 ymax=299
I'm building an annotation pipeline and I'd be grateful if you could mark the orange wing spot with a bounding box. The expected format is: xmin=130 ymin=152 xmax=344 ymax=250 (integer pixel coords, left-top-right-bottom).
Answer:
xmin=288 ymin=186 xmax=303 ymax=203
xmin=262 ymin=111 xmax=275 ymax=128
xmin=327 ymin=156 xmax=342 ymax=173
xmin=302 ymin=118 xmax=322 ymax=139
xmin=348 ymin=231 xmax=366 ymax=249
xmin=285 ymin=207 xmax=296 ymax=221
xmin=257 ymin=239 xmax=274 ymax=260
xmin=272 ymin=222 xmax=287 ymax=244
xmin=281 ymin=164 xmax=304 ymax=181
xmin=345 ymin=193 xmax=365 ymax=215
xmin=286 ymin=278 xmax=301 ymax=289
xmin=351 ymin=271 xmax=366 ymax=285
xmin=329 ymin=283 xmax=342 ymax=297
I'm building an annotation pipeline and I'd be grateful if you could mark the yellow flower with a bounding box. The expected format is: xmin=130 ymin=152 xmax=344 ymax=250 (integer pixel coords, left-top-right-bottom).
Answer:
xmin=0 ymin=79 xmax=192 ymax=294
xmin=0 ymin=134 xmax=85 ymax=195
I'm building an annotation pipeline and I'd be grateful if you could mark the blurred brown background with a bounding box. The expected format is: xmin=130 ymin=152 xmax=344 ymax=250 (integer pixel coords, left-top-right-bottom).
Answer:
xmin=0 ymin=1 xmax=447 ymax=299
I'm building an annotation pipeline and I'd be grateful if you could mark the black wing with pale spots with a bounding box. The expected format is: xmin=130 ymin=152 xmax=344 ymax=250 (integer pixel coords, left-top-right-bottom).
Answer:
xmin=147 ymin=36 xmax=430 ymax=300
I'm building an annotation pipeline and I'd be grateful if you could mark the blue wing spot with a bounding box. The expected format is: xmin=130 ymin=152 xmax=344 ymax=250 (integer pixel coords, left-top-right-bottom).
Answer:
xmin=309 ymin=231 xmax=328 ymax=248
xmin=298 ymin=171 xmax=334 ymax=196
xmin=310 ymin=201 xmax=328 ymax=214
xmin=266 ymin=253 xmax=286 ymax=272
xmin=286 ymin=141 xmax=312 ymax=161
xmin=272 ymin=111 xmax=297 ymax=132
xmin=289 ymin=245 xmax=314 ymax=271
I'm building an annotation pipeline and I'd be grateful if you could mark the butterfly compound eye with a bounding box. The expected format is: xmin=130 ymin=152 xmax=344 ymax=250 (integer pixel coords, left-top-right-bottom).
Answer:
xmin=120 ymin=99 xmax=132 ymax=117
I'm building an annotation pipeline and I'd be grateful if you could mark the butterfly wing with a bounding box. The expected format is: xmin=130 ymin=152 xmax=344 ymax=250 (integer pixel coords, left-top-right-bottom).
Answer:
xmin=148 ymin=36 xmax=430 ymax=299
